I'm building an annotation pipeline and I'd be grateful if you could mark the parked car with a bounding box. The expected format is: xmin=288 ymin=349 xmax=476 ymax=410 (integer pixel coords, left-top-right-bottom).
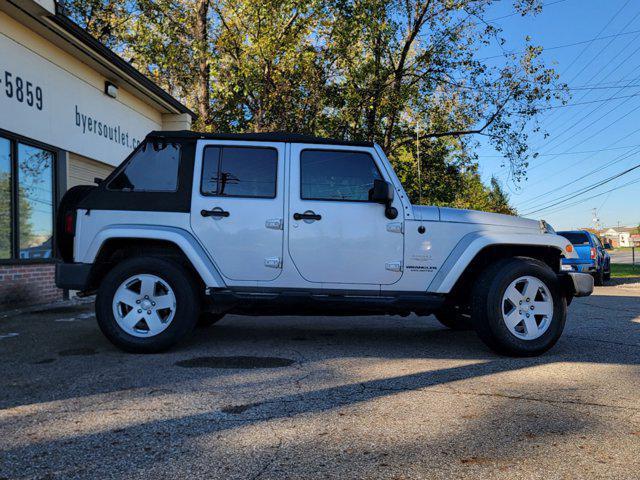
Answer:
xmin=557 ymin=230 xmax=611 ymax=286
xmin=55 ymin=131 xmax=592 ymax=356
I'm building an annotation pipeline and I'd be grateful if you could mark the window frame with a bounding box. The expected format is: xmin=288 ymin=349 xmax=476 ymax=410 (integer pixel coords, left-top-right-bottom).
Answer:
xmin=0 ymin=128 xmax=59 ymax=265
xmin=299 ymin=148 xmax=384 ymax=203
xmin=200 ymin=145 xmax=279 ymax=199
xmin=106 ymin=141 xmax=181 ymax=193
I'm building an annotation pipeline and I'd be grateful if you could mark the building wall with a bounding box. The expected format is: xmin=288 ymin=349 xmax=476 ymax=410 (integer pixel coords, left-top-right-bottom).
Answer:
xmin=0 ymin=264 xmax=62 ymax=309
xmin=0 ymin=8 xmax=191 ymax=310
xmin=0 ymin=10 xmax=163 ymax=167
xmin=67 ymin=152 xmax=114 ymax=188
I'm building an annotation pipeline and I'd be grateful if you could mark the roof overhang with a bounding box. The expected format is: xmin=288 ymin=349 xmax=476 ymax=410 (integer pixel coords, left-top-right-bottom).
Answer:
xmin=0 ymin=0 xmax=196 ymax=120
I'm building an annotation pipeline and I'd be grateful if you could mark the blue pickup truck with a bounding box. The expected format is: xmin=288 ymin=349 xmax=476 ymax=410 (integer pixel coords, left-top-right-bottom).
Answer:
xmin=557 ymin=230 xmax=611 ymax=286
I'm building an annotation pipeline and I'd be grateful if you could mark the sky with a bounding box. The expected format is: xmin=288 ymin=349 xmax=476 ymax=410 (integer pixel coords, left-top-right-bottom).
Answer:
xmin=475 ymin=0 xmax=640 ymax=230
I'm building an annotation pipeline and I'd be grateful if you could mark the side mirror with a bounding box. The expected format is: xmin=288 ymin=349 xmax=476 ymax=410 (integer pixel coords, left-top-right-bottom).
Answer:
xmin=370 ymin=179 xmax=398 ymax=219
xmin=604 ymin=243 xmax=613 ymax=250
xmin=94 ymin=177 xmax=104 ymax=185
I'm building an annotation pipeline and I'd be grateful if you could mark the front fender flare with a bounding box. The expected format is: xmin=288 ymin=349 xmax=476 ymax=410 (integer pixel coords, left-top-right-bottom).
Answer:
xmin=82 ymin=225 xmax=226 ymax=289
xmin=427 ymin=232 xmax=573 ymax=294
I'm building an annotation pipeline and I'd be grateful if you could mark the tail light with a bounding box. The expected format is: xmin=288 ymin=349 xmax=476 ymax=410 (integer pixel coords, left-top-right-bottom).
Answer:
xmin=64 ymin=211 xmax=75 ymax=235
xmin=590 ymin=247 xmax=596 ymax=260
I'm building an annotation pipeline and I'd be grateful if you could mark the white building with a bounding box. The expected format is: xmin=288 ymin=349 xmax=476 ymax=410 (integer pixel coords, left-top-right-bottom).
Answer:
xmin=0 ymin=0 xmax=194 ymax=307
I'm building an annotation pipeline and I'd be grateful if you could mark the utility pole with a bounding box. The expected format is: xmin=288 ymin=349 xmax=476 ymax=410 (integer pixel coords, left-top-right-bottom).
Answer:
xmin=416 ymin=121 xmax=422 ymax=205
xmin=591 ymin=208 xmax=600 ymax=231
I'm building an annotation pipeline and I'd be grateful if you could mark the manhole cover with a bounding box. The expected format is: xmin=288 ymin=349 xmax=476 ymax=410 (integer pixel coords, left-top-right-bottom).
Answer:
xmin=175 ymin=356 xmax=295 ymax=369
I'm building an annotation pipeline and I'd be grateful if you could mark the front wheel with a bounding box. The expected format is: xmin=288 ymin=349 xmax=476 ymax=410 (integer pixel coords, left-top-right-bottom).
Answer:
xmin=471 ymin=257 xmax=566 ymax=357
xmin=96 ymin=256 xmax=199 ymax=353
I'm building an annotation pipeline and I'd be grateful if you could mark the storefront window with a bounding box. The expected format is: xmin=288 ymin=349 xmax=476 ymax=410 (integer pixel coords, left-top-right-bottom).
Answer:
xmin=18 ymin=144 xmax=53 ymax=259
xmin=0 ymin=138 xmax=11 ymax=259
xmin=0 ymin=134 xmax=55 ymax=262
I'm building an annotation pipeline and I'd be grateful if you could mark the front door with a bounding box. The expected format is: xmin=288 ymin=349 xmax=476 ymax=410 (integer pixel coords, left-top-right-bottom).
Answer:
xmin=288 ymin=145 xmax=404 ymax=285
xmin=190 ymin=141 xmax=285 ymax=282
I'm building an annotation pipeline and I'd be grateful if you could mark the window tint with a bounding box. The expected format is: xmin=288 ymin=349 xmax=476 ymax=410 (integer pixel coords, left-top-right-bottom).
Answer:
xmin=201 ymin=146 xmax=277 ymax=198
xmin=18 ymin=144 xmax=54 ymax=259
xmin=0 ymin=138 xmax=11 ymax=259
xmin=558 ymin=232 xmax=590 ymax=245
xmin=108 ymin=142 xmax=180 ymax=192
xmin=300 ymin=150 xmax=383 ymax=201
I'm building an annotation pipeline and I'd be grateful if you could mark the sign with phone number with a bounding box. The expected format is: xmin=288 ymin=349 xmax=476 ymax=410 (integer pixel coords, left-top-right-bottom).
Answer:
xmin=0 ymin=70 xmax=43 ymax=110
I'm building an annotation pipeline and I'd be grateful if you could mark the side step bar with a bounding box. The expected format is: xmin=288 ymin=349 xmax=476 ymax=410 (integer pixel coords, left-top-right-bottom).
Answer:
xmin=204 ymin=289 xmax=446 ymax=317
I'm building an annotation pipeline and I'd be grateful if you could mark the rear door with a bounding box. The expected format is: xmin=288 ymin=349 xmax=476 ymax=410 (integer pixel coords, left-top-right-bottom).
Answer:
xmin=190 ymin=141 xmax=285 ymax=282
xmin=287 ymin=145 xmax=404 ymax=285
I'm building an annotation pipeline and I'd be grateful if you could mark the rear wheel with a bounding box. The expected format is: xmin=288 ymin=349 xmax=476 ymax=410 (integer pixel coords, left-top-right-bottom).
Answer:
xmin=594 ymin=269 xmax=604 ymax=286
xmin=471 ymin=257 xmax=566 ymax=357
xmin=96 ymin=256 xmax=199 ymax=353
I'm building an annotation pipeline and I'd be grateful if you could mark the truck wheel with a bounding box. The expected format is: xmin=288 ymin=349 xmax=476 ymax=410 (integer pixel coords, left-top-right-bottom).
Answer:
xmin=471 ymin=257 xmax=566 ymax=357
xmin=96 ymin=256 xmax=199 ymax=353
xmin=434 ymin=306 xmax=472 ymax=330
xmin=593 ymin=269 xmax=604 ymax=286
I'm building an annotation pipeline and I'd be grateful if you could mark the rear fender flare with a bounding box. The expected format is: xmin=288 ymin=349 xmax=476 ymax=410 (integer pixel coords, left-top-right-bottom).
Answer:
xmin=83 ymin=225 xmax=226 ymax=288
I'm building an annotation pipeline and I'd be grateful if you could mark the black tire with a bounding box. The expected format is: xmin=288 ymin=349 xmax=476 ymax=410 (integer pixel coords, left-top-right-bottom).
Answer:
xmin=434 ymin=306 xmax=472 ymax=330
xmin=471 ymin=257 xmax=567 ymax=357
xmin=603 ymin=269 xmax=611 ymax=281
xmin=198 ymin=312 xmax=225 ymax=327
xmin=96 ymin=256 xmax=199 ymax=353
xmin=593 ymin=269 xmax=604 ymax=286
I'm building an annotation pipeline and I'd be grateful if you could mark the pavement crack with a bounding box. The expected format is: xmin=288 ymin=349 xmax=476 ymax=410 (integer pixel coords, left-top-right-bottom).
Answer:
xmin=249 ymin=434 xmax=283 ymax=480
xmin=432 ymin=387 xmax=640 ymax=412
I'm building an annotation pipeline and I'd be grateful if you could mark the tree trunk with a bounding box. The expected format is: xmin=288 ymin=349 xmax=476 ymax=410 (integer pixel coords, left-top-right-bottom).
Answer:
xmin=194 ymin=0 xmax=211 ymax=125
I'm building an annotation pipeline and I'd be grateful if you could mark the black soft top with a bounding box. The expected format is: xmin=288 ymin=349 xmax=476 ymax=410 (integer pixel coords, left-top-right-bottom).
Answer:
xmin=147 ymin=130 xmax=375 ymax=148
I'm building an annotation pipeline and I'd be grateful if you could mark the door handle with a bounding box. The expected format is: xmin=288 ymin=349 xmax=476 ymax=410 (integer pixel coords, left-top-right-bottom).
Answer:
xmin=293 ymin=211 xmax=322 ymax=221
xmin=201 ymin=207 xmax=230 ymax=218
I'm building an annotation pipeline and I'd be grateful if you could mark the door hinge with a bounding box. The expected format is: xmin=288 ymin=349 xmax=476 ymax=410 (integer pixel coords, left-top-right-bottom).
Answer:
xmin=265 ymin=218 xmax=284 ymax=230
xmin=264 ymin=257 xmax=282 ymax=269
xmin=386 ymin=222 xmax=403 ymax=234
xmin=385 ymin=261 xmax=403 ymax=272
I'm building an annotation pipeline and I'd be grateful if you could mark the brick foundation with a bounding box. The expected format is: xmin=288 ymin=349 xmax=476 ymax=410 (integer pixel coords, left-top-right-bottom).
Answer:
xmin=0 ymin=263 xmax=64 ymax=309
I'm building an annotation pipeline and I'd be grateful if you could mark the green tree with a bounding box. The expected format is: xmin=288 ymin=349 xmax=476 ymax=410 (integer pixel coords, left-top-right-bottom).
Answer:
xmin=61 ymin=0 xmax=564 ymax=213
xmin=0 ymin=172 xmax=34 ymax=258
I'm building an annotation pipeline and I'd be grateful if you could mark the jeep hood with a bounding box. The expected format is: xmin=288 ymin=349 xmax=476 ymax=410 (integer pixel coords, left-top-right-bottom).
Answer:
xmin=413 ymin=206 xmax=541 ymax=231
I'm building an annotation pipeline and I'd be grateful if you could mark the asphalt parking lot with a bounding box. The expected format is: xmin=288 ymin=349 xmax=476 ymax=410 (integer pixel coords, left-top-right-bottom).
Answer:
xmin=1 ymin=285 xmax=639 ymax=480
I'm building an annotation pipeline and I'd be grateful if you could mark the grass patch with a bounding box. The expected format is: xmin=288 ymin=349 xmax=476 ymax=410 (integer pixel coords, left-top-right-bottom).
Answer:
xmin=610 ymin=263 xmax=640 ymax=279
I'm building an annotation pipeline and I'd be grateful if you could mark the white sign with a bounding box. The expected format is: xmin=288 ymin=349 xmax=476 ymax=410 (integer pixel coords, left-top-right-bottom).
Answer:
xmin=0 ymin=34 xmax=160 ymax=166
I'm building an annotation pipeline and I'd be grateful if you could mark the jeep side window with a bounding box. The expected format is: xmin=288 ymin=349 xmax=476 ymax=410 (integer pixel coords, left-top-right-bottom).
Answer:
xmin=300 ymin=150 xmax=383 ymax=201
xmin=201 ymin=146 xmax=277 ymax=198
xmin=108 ymin=142 xmax=180 ymax=192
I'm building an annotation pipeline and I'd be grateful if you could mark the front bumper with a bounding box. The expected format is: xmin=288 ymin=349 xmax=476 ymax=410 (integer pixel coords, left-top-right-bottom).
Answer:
xmin=560 ymin=272 xmax=594 ymax=298
xmin=55 ymin=262 xmax=93 ymax=290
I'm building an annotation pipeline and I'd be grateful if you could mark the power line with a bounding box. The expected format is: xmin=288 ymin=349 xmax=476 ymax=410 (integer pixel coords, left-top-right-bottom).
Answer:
xmin=480 ymin=143 xmax=640 ymax=158
xmin=516 ymin=144 xmax=640 ymax=203
xmin=518 ymin=147 xmax=640 ymax=208
xmin=558 ymin=0 xmax=631 ymax=76
xmin=485 ymin=0 xmax=570 ymax=22
xmin=534 ymin=176 xmax=640 ymax=216
xmin=479 ymin=28 xmax=640 ymax=61
xmin=522 ymin=162 xmax=640 ymax=215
